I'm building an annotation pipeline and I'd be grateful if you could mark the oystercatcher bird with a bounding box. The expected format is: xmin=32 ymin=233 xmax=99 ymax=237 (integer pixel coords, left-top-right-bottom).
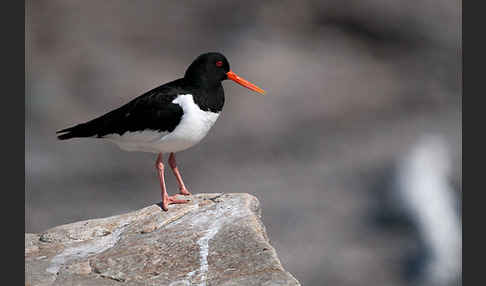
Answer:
xmin=56 ymin=52 xmax=265 ymax=211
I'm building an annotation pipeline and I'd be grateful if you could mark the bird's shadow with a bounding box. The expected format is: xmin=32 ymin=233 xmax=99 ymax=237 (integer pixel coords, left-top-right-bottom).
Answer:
xmin=154 ymin=202 xmax=165 ymax=210
xmin=153 ymin=197 xmax=193 ymax=211
xmin=153 ymin=193 xmax=223 ymax=210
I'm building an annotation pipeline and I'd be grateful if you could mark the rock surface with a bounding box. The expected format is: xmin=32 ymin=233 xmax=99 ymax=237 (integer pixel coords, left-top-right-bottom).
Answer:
xmin=25 ymin=193 xmax=300 ymax=286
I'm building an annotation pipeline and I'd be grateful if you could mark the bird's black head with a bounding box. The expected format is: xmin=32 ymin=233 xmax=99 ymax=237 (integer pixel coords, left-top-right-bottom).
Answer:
xmin=184 ymin=52 xmax=230 ymax=86
xmin=184 ymin=52 xmax=265 ymax=95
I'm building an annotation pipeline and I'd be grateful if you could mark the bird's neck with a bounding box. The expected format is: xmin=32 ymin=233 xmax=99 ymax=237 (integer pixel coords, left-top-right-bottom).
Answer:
xmin=191 ymin=84 xmax=225 ymax=113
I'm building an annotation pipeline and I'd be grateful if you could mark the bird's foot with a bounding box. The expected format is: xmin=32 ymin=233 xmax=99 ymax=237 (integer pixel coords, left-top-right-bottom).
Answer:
xmin=179 ymin=188 xmax=192 ymax=196
xmin=160 ymin=195 xmax=189 ymax=211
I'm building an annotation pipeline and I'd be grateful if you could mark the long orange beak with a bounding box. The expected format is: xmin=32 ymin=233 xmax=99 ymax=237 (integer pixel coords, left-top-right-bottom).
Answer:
xmin=226 ymin=70 xmax=265 ymax=95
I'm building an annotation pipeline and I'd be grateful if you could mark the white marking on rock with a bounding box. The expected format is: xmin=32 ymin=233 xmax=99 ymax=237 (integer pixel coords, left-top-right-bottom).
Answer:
xmin=46 ymin=227 xmax=124 ymax=275
xmin=192 ymin=212 xmax=223 ymax=286
xmin=178 ymin=196 xmax=253 ymax=286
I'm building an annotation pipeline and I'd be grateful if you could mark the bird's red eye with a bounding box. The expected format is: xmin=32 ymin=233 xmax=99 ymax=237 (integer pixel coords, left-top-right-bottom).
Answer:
xmin=215 ymin=61 xmax=223 ymax=67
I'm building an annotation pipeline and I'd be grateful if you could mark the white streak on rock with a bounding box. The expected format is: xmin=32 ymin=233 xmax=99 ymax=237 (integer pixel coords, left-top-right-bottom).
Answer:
xmin=183 ymin=199 xmax=249 ymax=286
xmin=194 ymin=212 xmax=224 ymax=286
xmin=46 ymin=227 xmax=124 ymax=274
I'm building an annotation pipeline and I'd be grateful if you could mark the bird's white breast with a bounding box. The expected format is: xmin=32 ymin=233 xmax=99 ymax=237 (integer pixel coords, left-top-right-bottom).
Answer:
xmin=107 ymin=94 xmax=220 ymax=153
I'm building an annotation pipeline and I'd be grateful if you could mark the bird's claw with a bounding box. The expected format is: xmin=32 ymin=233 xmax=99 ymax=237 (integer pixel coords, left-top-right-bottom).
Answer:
xmin=179 ymin=188 xmax=192 ymax=196
xmin=161 ymin=195 xmax=189 ymax=211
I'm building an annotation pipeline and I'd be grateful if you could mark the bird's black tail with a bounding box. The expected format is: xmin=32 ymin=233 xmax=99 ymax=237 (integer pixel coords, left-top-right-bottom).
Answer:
xmin=56 ymin=122 xmax=98 ymax=140
xmin=57 ymin=103 xmax=126 ymax=140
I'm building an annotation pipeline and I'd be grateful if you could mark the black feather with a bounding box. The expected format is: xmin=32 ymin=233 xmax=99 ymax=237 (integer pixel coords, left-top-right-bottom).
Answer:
xmin=56 ymin=123 xmax=94 ymax=140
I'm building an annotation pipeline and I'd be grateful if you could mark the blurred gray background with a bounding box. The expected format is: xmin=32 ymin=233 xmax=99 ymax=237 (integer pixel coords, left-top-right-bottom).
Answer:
xmin=26 ymin=1 xmax=461 ymax=285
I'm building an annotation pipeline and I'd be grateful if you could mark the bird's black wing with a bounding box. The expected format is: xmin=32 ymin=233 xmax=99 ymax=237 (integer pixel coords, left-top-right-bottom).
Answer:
xmin=57 ymin=79 xmax=188 ymax=140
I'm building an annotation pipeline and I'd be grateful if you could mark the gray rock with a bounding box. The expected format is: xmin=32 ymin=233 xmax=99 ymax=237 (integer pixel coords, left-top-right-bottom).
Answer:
xmin=25 ymin=193 xmax=300 ymax=286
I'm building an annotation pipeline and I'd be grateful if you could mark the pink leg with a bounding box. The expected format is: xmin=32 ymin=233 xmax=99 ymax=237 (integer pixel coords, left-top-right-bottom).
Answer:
xmin=168 ymin=153 xmax=192 ymax=196
xmin=155 ymin=153 xmax=188 ymax=211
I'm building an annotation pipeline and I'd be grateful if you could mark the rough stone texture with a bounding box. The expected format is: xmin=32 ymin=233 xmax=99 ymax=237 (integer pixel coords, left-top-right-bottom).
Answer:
xmin=25 ymin=193 xmax=300 ymax=286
